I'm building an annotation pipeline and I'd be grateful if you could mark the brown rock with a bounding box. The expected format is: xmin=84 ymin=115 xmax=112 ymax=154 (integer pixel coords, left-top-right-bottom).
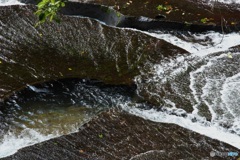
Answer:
xmin=3 ymin=110 xmax=238 ymax=160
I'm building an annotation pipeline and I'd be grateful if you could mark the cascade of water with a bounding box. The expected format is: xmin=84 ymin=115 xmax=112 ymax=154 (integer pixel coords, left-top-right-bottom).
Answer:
xmin=99 ymin=25 xmax=239 ymax=149
xmin=126 ymin=29 xmax=240 ymax=149
xmin=1 ymin=0 xmax=240 ymax=157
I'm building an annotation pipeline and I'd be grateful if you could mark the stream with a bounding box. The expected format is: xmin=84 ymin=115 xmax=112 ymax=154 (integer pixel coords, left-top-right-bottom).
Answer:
xmin=126 ymin=30 xmax=240 ymax=148
xmin=1 ymin=0 xmax=240 ymax=158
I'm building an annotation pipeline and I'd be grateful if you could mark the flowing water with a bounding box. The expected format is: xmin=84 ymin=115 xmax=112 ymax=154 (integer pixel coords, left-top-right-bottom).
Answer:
xmin=0 ymin=0 xmax=22 ymax=5
xmin=119 ymin=29 xmax=240 ymax=149
xmin=1 ymin=0 xmax=240 ymax=158
xmin=209 ymin=0 xmax=240 ymax=4
xmin=0 ymin=79 xmax=135 ymax=157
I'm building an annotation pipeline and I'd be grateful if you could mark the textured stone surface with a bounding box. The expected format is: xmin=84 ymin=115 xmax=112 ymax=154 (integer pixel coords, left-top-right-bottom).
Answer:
xmin=20 ymin=1 xmax=240 ymax=33
xmin=0 ymin=2 xmax=239 ymax=160
xmin=79 ymin=0 xmax=240 ymax=27
xmin=3 ymin=110 xmax=238 ymax=160
xmin=0 ymin=5 xmax=188 ymax=101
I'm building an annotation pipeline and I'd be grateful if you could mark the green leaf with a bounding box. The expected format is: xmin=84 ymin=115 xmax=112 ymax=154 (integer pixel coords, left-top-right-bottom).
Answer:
xmin=37 ymin=0 xmax=47 ymax=8
xmin=34 ymin=9 xmax=42 ymax=15
xmin=61 ymin=2 xmax=65 ymax=7
xmin=35 ymin=0 xmax=65 ymax=26
xmin=156 ymin=4 xmax=172 ymax=11
xmin=157 ymin=5 xmax=164 ymax=11
xmin=98 ymin=134 xmax=103 ymax=139
xmin=200 ymin=18 xmax=209 ymax=24
xmin=50 ymin=14 xmax=54 ymax=21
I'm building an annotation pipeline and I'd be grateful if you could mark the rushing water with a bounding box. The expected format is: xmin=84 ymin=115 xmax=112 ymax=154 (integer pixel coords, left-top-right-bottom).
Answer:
xmin=210 ymin=0 xmax=240 ymax=4
xmin=0 ymin=0 xmax=22 ymax=5
xmin=125 ymin=29 xmax=240 ymax=148
xmin=0 ymin=79 xmax=135 ymax=157
xmin=1 ymin=0 xmax=240 ymax=158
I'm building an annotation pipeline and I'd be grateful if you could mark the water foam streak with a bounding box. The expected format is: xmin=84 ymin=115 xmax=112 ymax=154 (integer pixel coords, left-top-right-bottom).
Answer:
xmin=0 ymin=0 xmax=23 ymax=6
xmin=122 ymin=106 xmax=240 ymax=149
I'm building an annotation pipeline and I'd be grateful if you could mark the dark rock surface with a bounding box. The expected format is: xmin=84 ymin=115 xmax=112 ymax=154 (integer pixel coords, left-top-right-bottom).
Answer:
xmin=19 ymin=0 xmax=240 ymax=33
xmin=20 ymin=0 xmax=125 ymax=26
xmin=59 ymin=0 xmax=240 ymax=33
xmin=1 ymin=3 xmax=239 ymax=159
xmin=0 ymin=5 xmax=188 ymax=101
xmin=3 ymin=110 xmax=238 ymax=160
xmin=79 ymin=0 xmax=240 ymax=27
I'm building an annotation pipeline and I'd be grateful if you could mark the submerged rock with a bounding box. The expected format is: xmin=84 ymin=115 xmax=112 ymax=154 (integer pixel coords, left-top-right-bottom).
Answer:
xmin=3 ymin=110 xmax=238 ymax=160
xmin=0 ymin=5 xmax=188 ymax=101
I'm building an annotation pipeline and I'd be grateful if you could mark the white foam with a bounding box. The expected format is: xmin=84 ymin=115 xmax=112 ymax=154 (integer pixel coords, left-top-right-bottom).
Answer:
xmin=0 ymin=0 xmax=23 ymax=6
xmin=123 ymin=106 xmax=240 ymax=149
xmin=189 ymin=54 xmax=226 ymax=116
xmin=125 ymin=28 xmax=240 ymax=57
xmin=0 ymin=129 xmax=55 ymax=158
xmin=220 ymin=72 xmax=240 ymax=134
xmin=210 ymin=0 xmax=240 ymax=4
xmin=147 ymin=32 xmax=240 ymax=57
xmin=132 ymin=49 xmax=240 ymax=149
xmin=221 ymin=72 xmax=240 ymax=116
xmin=27 ymin=85 xmax=50 ymax=93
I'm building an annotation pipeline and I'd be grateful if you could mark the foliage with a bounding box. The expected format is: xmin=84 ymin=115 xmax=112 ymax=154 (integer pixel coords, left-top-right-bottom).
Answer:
xmin=200 ymin=18 xmax=209 ymax=23
xmin=117 ymin=12 xmax=121 ymax=17
xmin=35 ymin=0 xmax=66 ymax=27
xmin=200 ymin=17 xmax=214 ymax=24
xmin=156 ymin=5 xmax=172 ymax=12
xmin=98 ymin=134 xmax=103 ymax=138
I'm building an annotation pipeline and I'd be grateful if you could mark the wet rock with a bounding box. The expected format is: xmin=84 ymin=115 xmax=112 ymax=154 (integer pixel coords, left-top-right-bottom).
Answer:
xmin=77 ymin=0 xmax=240 ymax=32
xmin=20 ymin=0 xmax=125 ymax=26
xmin=155 ymin=14 xmax=166 ymax=19
xmin=0 ymin=5 xmax=188 ymax=101
xmin=18 ymin=1 xmax=240 ymax=33
xmin=134 ymin=55 xmax=199 ymax=113
xmin=3 ymin=110 xmax=238 ymax=160
xmin=117 ymin=16 xmax=224 ymax=33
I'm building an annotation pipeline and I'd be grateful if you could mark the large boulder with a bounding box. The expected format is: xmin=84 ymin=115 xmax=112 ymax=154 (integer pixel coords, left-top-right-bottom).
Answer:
xmin=0 ymin=5 xmax=188 ymax=101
